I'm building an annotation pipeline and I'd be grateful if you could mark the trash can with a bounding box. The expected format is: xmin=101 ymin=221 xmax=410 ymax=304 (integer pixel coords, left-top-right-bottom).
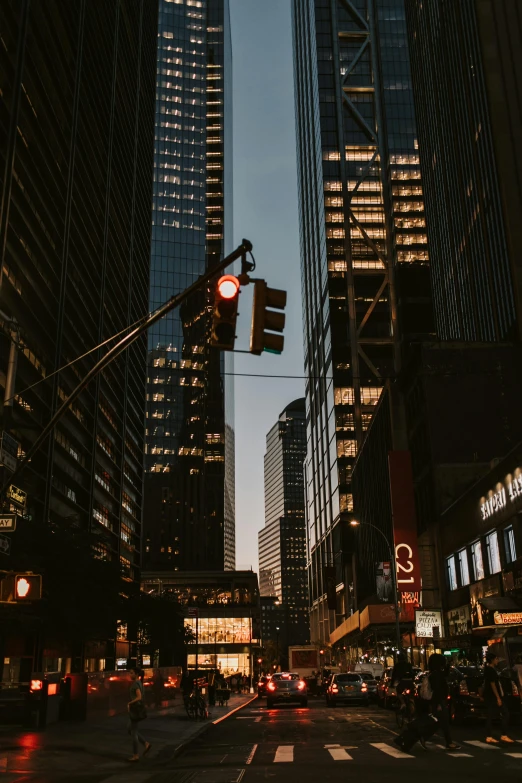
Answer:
xmin=60 ymin=672 xmax=88 ymax=721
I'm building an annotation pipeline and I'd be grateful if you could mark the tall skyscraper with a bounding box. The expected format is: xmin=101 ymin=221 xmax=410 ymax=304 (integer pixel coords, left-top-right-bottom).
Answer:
xmin=292 ymin=0 xmax=431 ymax=641
xmin=0 ymin=0 xmax=156 ymax=580
xmin=259 ymin=399 xmax=310 ymax=647
xmin=144 ymin=0 xmax=234 ymax=571
xmin=404 ymin=0 xmax=522 ymax=342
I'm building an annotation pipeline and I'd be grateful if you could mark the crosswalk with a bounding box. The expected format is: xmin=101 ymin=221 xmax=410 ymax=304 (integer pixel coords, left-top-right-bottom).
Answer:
xmin=248 ymin=740 xmax=522 ymax=765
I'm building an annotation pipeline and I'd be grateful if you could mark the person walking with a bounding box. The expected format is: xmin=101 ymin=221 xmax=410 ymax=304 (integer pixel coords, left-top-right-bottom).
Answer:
xmin=127 ymin=668 xmax=151 ymax=762
xmin=428 ymin=653 xmax=460 ymax=750
xmin=484 ymin=651 xmax=515 ymax=744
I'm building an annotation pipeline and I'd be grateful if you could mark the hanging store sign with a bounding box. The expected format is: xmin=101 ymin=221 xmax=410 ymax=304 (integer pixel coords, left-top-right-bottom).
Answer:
xmin=480 ymin=467 xmax=522 ymax=520
xmin=388 ymin=451 xmax=421 ymax=593
xmin=7 ymin=484 xmax=26 ymax=509
xmin=494 ymin=611 xmax=522 ymax=626
xmin=416 ymin=609 xmax=442 ymax=639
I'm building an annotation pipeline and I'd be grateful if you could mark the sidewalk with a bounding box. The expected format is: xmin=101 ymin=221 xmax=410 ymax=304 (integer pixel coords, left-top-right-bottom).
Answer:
xmin=0 ymin=692 xmax=257 ymax=780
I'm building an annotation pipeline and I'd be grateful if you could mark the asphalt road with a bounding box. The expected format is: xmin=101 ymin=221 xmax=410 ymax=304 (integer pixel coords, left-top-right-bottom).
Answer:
xmin=173 ymin=696 xmax=522 ymax=783
xmin=4 ymin=696 xmax=522 ymax=782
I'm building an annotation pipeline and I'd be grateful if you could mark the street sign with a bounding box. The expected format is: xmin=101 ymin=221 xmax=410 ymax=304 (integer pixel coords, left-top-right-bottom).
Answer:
xmin=0 ymin=535 xmax=10 ymax=555
xmin=0 ymin=514 xmax=16 ymax=532
xmin=7 ymin=485 xmax=26 ymax=509
xmin=188 ymin=607 xmax=199 ymax=618
xmin=0 ymin=432 xmax=18 ymax=472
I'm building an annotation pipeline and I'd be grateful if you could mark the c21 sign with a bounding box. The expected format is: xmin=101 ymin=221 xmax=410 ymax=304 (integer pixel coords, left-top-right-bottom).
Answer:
xmin=388 ymin=451 xmax=422 ymax=593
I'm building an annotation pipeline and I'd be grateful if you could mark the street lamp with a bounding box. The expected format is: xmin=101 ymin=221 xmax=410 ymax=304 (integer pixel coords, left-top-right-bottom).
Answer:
xmin=349 ymin=518 xmax=402 ymax=656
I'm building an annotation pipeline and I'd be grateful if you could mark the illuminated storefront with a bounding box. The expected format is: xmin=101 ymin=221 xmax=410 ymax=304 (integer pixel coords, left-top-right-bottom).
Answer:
xmin=141 ymin=570 xmax=260 ymax=676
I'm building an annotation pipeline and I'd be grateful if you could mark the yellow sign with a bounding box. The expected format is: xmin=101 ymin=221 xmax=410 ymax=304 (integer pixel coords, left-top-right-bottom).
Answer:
xmin=494 ymin=611 xmax=522 ymax=625
xmin=7 ymin=484 xmax=26 ymax=509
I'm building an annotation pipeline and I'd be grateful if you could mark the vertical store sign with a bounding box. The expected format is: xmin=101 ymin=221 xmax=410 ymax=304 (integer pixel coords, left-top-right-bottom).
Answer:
xmin=388 ymin=451 xmax=421 ymax=593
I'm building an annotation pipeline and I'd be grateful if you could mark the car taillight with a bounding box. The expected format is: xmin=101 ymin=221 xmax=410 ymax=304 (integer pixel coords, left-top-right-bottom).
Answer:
xmin=361 ymin=685 xmax=368 ymax=692
xmin=404 ymin=689 xmax=410 ymax=695
xmin=512 ymin=681 xmax=519 ymax=697
xmin=268 ymin=682 xmax=276 ymax=691
xmin=332 ymin=685 xmax=339 ymax=693
xmin=297 ymin=680 xmax=306 ymax=690
xmin=459 ymin=681 xmax=469 ymax=695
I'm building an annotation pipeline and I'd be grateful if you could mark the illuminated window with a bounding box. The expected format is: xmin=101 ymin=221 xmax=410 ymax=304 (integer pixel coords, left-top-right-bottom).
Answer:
xmin=504 ymin=526 xmax=517 ymax=564
xmin=485 ymin=531 xmax=501 ymax=575
xmin=458 ymin=549 xmax=470 ymax=587
xmin=471 ymin=540 xmax=484 ymax=581
xmin=446 ymin=556 xmax=457 ymax=591
xmin=337 ymin=440 xmax=357 ymax=458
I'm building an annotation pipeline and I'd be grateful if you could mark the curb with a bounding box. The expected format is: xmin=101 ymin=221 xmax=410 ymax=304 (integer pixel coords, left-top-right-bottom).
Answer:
xmin=165 ymin=695 xmax=259 ymax=763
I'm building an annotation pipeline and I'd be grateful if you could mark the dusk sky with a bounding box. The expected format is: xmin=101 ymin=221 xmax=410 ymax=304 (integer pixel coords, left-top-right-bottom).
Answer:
xmin=230 ymin=0 xmax=304 ymax=571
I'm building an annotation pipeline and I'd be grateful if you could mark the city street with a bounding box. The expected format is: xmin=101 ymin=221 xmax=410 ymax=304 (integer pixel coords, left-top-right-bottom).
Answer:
xmin=3 ymin=696 xmax=522 ymax=782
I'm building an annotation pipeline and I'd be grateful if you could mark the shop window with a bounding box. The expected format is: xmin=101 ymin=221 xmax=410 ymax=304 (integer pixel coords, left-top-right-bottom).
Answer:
xmin=486 ymin=530 xmax=501 ymax=575
xmin=446 ymin=555 xmax=457 ymax=591
xmin=504 ymin=526 xmax=517 ymax=564
xmin=471 ymin=540 xmax=484 ymax=581
xmin=458 ymin=548 xmax=470 ymax=587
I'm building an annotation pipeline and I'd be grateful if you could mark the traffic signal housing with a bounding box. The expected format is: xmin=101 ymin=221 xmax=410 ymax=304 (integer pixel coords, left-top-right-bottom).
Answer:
xmin=250 ymin=281 xmax=287 ymax=355
xmin=210 ymin=275 xmax=240 ymax=350
xmin=15 ymin=573 xmax=42 ymax=601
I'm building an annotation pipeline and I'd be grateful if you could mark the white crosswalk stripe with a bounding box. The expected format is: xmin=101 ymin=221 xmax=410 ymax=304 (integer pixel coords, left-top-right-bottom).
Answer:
xmin=274 ymin=745 xmax=294 ymax=762
xmin=328 ymin=748 xmax=353 ymax=761
xmin=465 ymin=741 xmax=501 ymax=750
xmin=506 ymin=753 xmax=522 ymax=758
xmin=371 ymin=742 xmax=414 ymax=759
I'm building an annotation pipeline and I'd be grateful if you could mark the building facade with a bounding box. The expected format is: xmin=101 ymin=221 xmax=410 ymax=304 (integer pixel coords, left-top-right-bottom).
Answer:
xmin=0 ymin=0 xmax=156 ymax=578
xmin=142 ymin=570 xmax=260 ymax=677
xmin=292 ymin=0 xmax=432 ymax=642
xmin=144 ymin=0 xmax=235 ymax=572
xmin=404 ymin=0 xmax=522 ymax=343
xmin=259 ymin=399 xmax=309 ymax=647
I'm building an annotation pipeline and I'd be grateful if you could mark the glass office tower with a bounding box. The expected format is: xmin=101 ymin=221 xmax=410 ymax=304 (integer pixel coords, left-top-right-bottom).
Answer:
xmin=0 ymin=0 xmax=156 ymax=584
xmin=259 ymin=399 xmax=310 ymax=647
xmin=144 ymin=0 xmax=234 ymax=571
xmin=405 ymin=0 xmax=522 ymax=342
xmin=292 ymin=0 xmax=430 ymax=642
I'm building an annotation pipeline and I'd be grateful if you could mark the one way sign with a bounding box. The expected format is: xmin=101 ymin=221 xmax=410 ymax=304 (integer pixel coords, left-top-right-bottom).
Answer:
xmin=0 ymin=514 xmax=16 ymax=531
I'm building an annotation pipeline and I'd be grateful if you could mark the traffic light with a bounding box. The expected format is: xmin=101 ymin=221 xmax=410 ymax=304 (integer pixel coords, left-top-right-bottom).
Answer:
xmin=250 ymin=280 xmax=287 ymax=355
xmin=15 ymin=573 xmax=42 ymax=601
xmin=210 ymin=275 xmax=240 ymax=350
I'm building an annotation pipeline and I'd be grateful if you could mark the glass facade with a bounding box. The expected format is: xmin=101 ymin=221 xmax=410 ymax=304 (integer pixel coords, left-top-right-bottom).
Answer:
xmin=259 ymin=399 xmax=310 ymax=645
xmin=292 ymin=0 xmax=429 ymax=642
xmin=0 ymin=0 xmax=156 ymax=582
xmin=405 ymin=0 xmax=521 ymax=342
xmin=143 ymin=0 xmax=234 ymax=571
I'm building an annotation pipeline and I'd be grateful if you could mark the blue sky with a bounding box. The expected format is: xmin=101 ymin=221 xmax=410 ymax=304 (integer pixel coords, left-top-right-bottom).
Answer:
xmin=230 ymin=0 xmax=304 ymax=571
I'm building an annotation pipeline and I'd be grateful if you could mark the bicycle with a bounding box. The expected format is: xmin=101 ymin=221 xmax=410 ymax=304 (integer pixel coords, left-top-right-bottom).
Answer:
xmin=185 ymin=687 xmax=208 ymax=720
xmin=395 ymin=687 xmax=415 ymax=730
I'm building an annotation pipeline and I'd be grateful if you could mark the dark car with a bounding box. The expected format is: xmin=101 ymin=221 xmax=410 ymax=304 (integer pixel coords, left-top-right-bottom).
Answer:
xmin=357 ymin=671 xmax=379 ymax=702
xmin=326 ymin=673 xmax=369 ymax=707
xmin=257 ymin=676 xmax=271 ymax=698
xmin=266 ymin=672 xmax=308 ymax=708
xmin=447 ymin=665 xmax=521 ymax=724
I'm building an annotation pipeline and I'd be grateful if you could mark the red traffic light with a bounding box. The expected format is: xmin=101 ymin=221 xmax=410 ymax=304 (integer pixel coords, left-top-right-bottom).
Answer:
xmin=217 ymin=275 xmax=240 ymax=299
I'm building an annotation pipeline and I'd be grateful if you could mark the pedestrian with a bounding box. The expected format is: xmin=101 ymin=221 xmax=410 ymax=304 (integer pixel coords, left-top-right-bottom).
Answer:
xmin=484 ymin=651 xmax=515 ymax=744
xmin=127 ymin=668 xmax=151 ymax=762
xmin=151 ymin=669 xmax=165 ymax=709
xmin=512 ymin=655 xmax=522 ymax=693
xmin=428 ymin=653 xmax=460 ymax=750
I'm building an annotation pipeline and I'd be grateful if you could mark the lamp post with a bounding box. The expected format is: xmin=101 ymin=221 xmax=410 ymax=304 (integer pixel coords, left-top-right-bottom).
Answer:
xmin=349 ymin=518 xmax=402 ymax=657
xmin=275 ymin=626 xmax=280 ymax=672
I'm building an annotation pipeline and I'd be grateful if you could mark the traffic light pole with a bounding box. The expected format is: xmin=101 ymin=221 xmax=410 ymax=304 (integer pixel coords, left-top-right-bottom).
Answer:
xmin=0 ymin=239 xmax=253 ymax=500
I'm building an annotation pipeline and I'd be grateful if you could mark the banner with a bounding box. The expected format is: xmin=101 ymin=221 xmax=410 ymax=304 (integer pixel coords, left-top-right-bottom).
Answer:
xmin=388 ymin=451 xmax=422 ymax=593
xmin=376 ymin=561 xmax=392 ymax=601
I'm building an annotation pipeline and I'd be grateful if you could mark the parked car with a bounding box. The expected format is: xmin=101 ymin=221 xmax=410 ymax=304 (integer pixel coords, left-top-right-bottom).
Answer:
xmin=326 ymin=673 xmax=369 ymax=707
xmin=378 ymin=665 xmax=421 ymax=708
xmin=357 ymin=671 xmax=379 ymax=702
xmin=266 ymin=672 xmax=308 ymax=708
xmin=257 ymin=676 xmax=271 ymax=698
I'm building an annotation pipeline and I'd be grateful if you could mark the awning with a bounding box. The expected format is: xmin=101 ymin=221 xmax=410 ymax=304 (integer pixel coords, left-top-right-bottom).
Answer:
xmin=480 ymin=597 xmax=522 ymax=612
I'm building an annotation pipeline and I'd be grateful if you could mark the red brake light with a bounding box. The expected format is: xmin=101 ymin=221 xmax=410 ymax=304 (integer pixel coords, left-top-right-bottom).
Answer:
xmin=268 ymin=682 xmax=276 ymax=691
xmin=404 ymin=689 xmax=410 ymax=695
xmin=332 ymin=685 xmax=339 ymax=693
xmin=361 ymin=685 xmax=368 ymax=692
xmin=297 ymin=680 xmax=306 ymax=690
